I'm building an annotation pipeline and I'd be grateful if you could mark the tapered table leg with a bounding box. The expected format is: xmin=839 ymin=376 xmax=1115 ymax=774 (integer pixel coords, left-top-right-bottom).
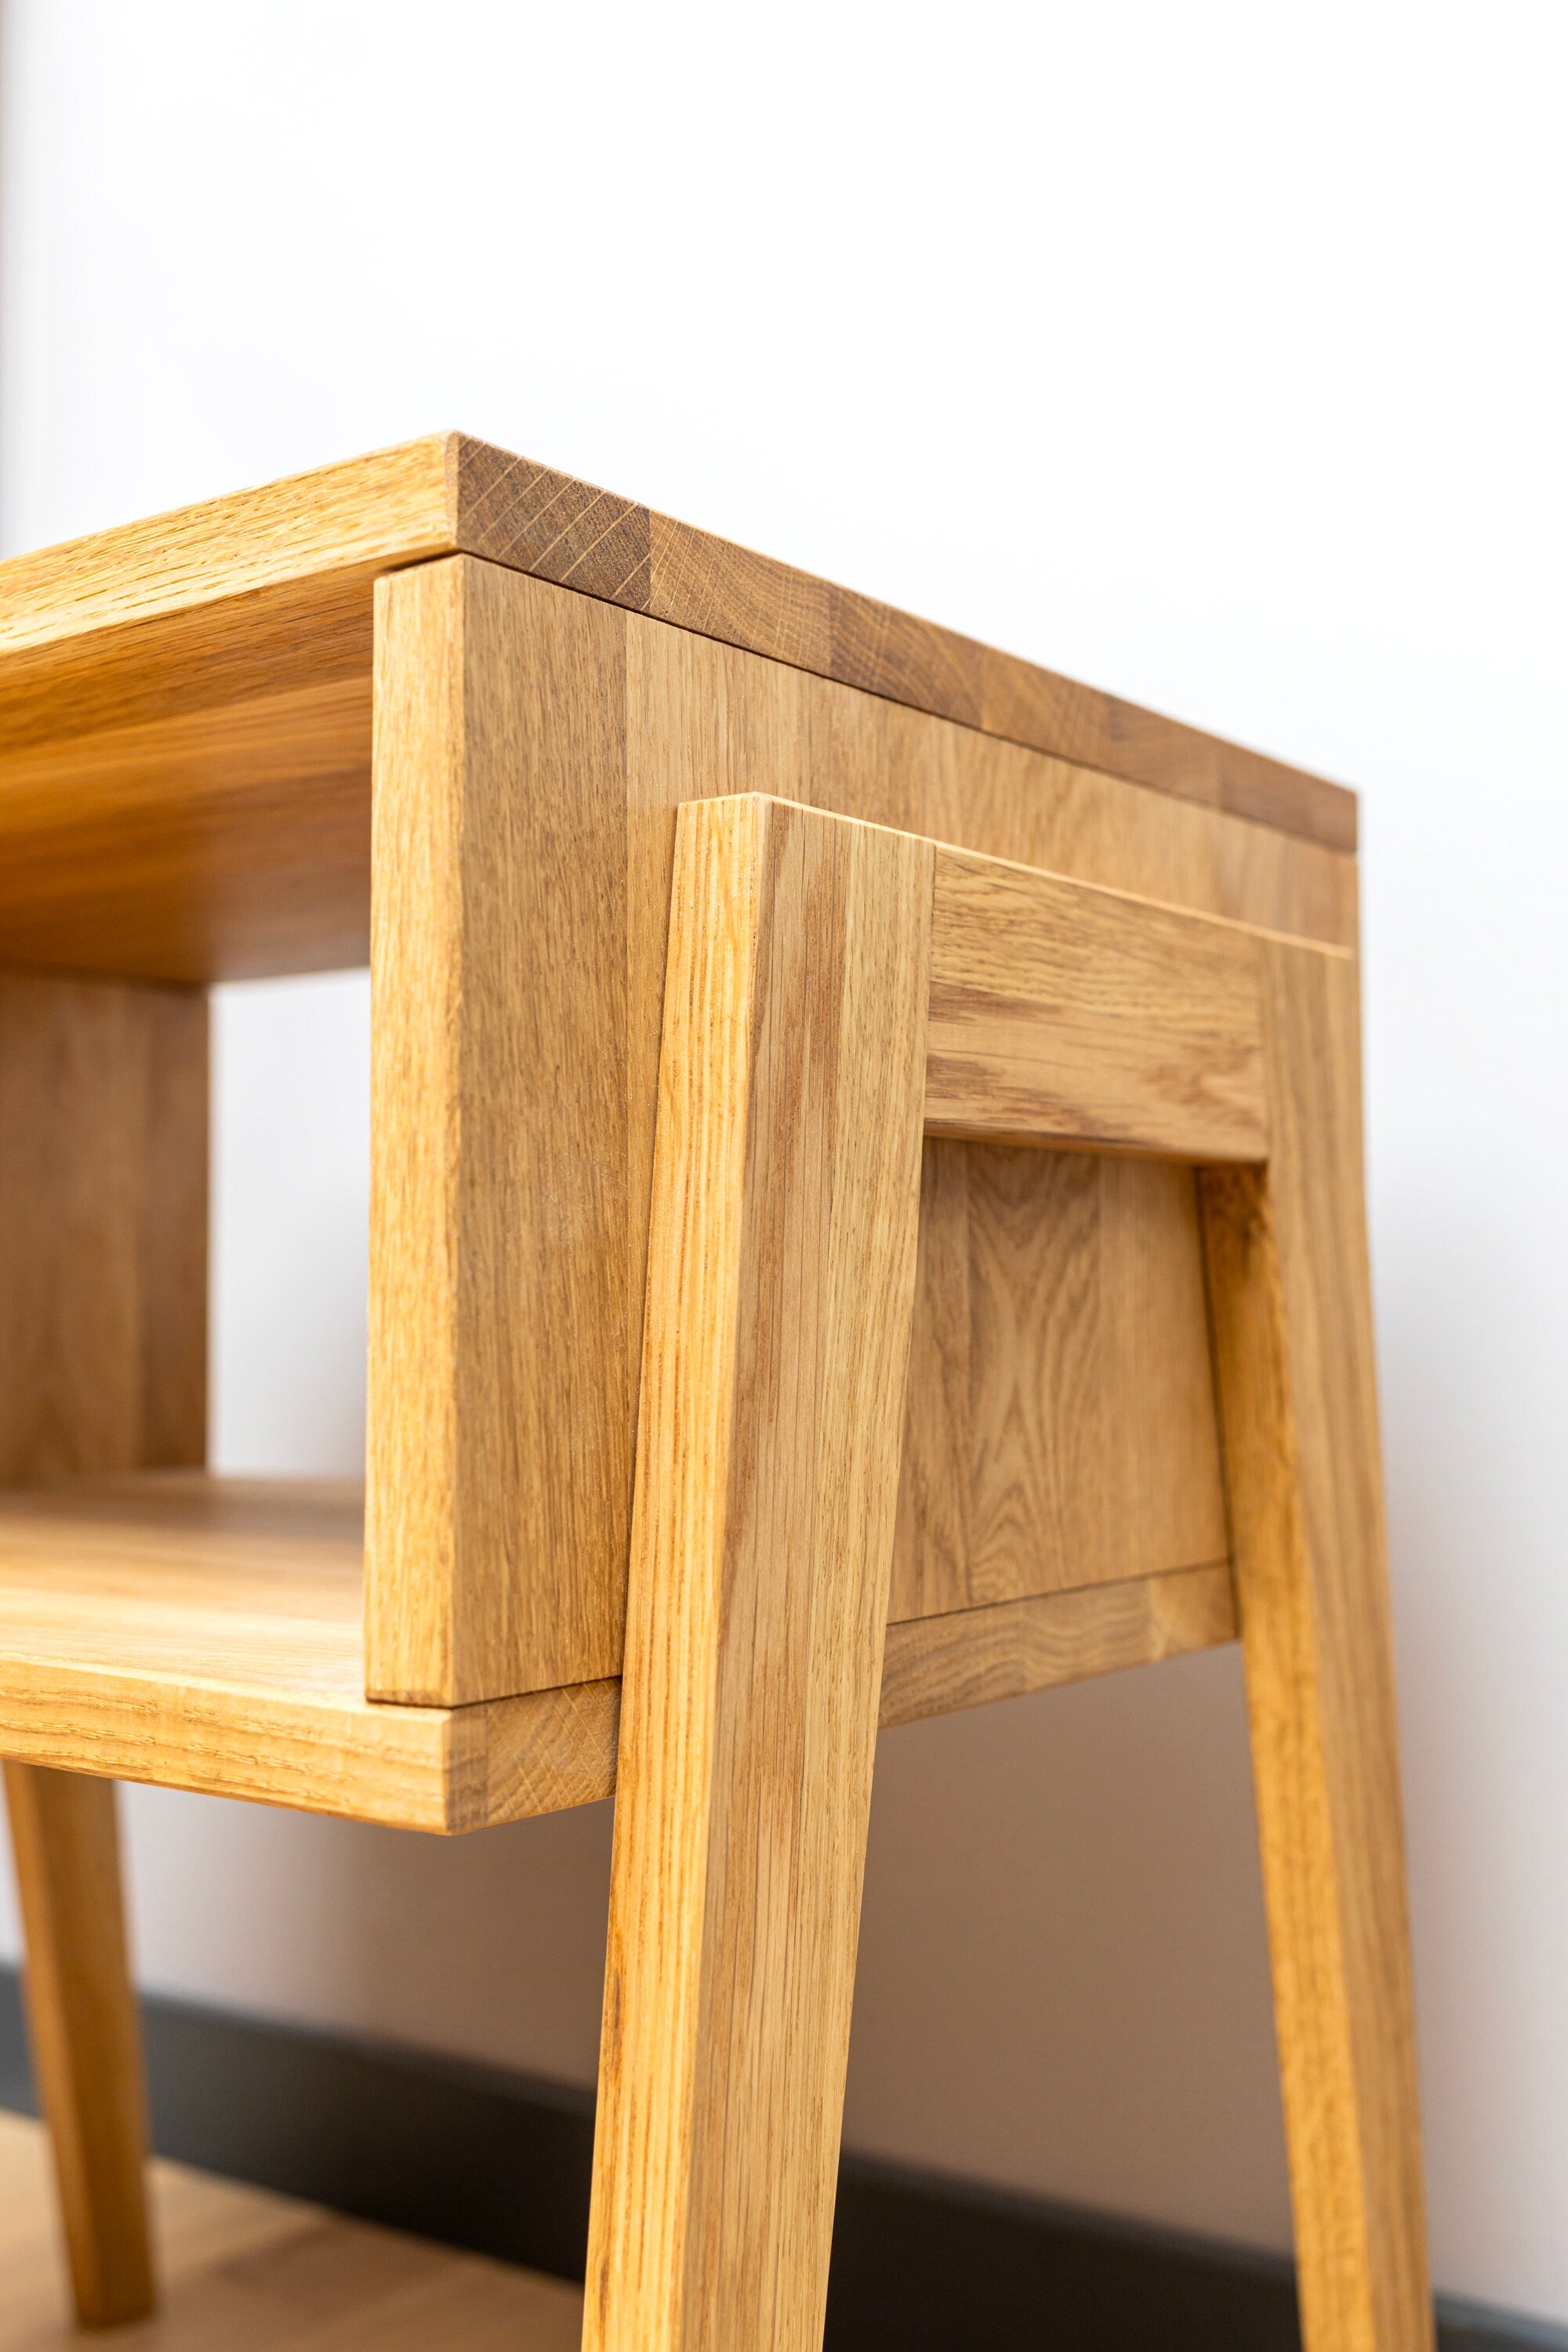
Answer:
xmin=584 ymin=796 xmax=932 ymax=2352
xmin=5 ymin=1764 xmax=155 ymax=2327
xmin=1202 ymin=938 xmax=1432 ymax=2352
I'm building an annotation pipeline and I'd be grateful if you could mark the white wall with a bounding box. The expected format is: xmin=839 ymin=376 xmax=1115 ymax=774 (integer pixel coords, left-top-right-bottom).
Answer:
xmin=1 ymin=0 xmax=1565 ymax=2318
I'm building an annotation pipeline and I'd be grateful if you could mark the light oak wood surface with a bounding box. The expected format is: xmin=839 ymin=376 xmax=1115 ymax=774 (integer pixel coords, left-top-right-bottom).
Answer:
xmin=0 ymin=466 xmax=1355 ymax=985
xmin=0 ymin=444 xmax=1431 ymax=2347
xmin=0 ymin=439 xmax=1350 ymax=968
xmin=926 ymin=841 xmax=1266 ymax=1158
xmin=0 ymin=1474 xmax=1232 ymax=1829
xmin=877 ymin=1563 xmax=1235 ymax=1728
xmin=626 ymin=628 xmax=1332 ymax=1639
xmin=359 ymin=576 xmax=1346 ymax=1704
xmin=597 ymin=792 xmax=1430 ymax=2351
xmin=585 ymin=797 xmax=932 ymax=2352
xmin=0 ymin=967 xmax=208 ymax=2331
xmin=0 ymin=2109 xmax=585 ymax=2351
xmin=0 ymin=1478 xmax=615 ymax=1833
xmin=0 ymin=976 xmax=206 ymax=1483
xmin=1201 ymin=942 xmax=1432 ymax=2352
xmin=624 ymin=613 xmax=1357 ymax=954
xmin=365 ymin=557 xmax=631 ymax=1706
xmin=456 ymin=438 xmax=1353 ymax=847
xmin=892 ymin=1147 xmax=1229 ymax=1618
xmin=3 ymin=1769 xmax=153 ymax=2325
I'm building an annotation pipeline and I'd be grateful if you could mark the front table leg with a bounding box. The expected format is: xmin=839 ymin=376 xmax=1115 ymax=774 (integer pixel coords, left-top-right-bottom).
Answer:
xmin=5 ymin=1764 xmax=156 ymax=2326
xmin=584 ymin=797 xmax=933 ymax=2352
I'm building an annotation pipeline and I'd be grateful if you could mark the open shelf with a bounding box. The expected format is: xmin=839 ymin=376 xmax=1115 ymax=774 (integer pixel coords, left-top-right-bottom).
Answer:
xmin=0 ymin=1473 xmax=365 ymax=1692
xmin=0 ymin=1472 xmax=1234 ymax=1834
xmin=0 ymin=1474 xmax=621 ymax=1833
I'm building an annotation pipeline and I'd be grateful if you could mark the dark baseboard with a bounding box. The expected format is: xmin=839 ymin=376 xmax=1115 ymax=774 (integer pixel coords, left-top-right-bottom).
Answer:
xmin=0 ymin=1965 xmax=1555 ymax=2350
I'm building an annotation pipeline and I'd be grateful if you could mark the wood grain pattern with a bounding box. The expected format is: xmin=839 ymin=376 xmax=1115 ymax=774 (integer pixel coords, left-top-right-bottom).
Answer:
xmin=0 ymin=550 xmax=1356 ymax=987
xmin=0 ymin=1479 xmax=615 ymax=1832
xmin=451 ymin=439 xmax=1353 ymax=850
xmin=0 ymin=677 xmax=375 ymax=979
xmin=2 ymin=1766 xmax=154 ymax=2324
xmin=0 ymin=2110 xmax=586 ymax=2351
xmin=365 ymin=557 xmax=630 ymax=1706
xmin=367 ymin=580 xmax=1306 ymax=1701
xmin=926 ymin=843 xmax=1267 ymax=1159
xmin=878 ymin=1563 xmax=1236 ymax=1729
xmin=343 ymin=590 xmax=1348 ymax=1704
xmin=0 ymin=441 xmax=452 ymax=673
xmin=585 ymin=797 xmax=931 ymax=2352
xmin=621 ymin=620 xmax=1344 ymax=1648
xmin=891 ymin=1146 xmax=1229 ymax=1619
xmin=625 ymin=611 xmax=1358 ymax=952
xmin=0 ymin=445 xmax=1350 ymax=993
xmin=1200 ymin=942 xmax=1432 ymax=2352
xmin=0 ymin=969 xmax=205 ymax=2332
xmin=0 ymin=1474 xmax=1243 ymax=1829
xmin=0 ymin=976 xmax=207 ymax=1483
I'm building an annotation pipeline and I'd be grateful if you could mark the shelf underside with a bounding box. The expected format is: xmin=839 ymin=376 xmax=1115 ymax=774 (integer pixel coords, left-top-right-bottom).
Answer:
xmin=0 ymin=1475 xmax=1235 ymax=1834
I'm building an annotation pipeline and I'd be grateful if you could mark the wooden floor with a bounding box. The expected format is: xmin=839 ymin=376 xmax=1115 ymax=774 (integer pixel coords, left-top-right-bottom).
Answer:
xmin=0 ymin=2111 xmax=584 ymax=2349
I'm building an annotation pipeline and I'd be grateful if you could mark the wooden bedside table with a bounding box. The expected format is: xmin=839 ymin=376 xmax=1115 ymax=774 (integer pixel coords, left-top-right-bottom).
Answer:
xmin=0 ymin=438 xmax=1430 ymax=2351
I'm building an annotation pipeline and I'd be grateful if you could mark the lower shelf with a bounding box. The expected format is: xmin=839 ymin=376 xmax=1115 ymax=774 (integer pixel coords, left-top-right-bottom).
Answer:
xmin=0 ymin=1475 xmax=1235 ymax=1835
xmin=0 ymin=1475 xmax=617 ymax=1834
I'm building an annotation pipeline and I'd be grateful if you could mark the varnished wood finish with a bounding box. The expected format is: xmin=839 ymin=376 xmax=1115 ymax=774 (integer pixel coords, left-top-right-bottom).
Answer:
xmin=0 ymin=2110 xmax=586 ymax=2350
xmin=586 ymin=797 xmax=931 ymax=2352
xmin=0 ymin=976 xmax=207 ymax=1481
xmin=365 ymin=557 xmax=630 ymax=1705
xmin=0 ymin=441 xmax=1348 ymax=988
xmin=2 ymin=1768 xmax=154 ymax=2325
xmin=626 ymin=626 xmax=1345 ymax=1634
xmin=0 ymin=437 xmax=454 ymax=983
xmin=364 ymin=576 xmax=1327 ymax=1706
xmin=0 ymin=443 xmax=1430 ymax=2350
xmin=926 ymin=842 xmax=1267 ymax=1159
xmin=362 ymin=582 xmax=1348 ymax=1705
xmin=892 ymin=1147 xmax=1229 ymax=1619
xmin=456 ymin=440 xmax=1353 ymax=846
xmin=0 ymin=1474 xmax=1243 ymax=1830
xmin=0 ymin=440 xmax=453 ymax=674
xmin=0 ymin=1478 xmax=616 ymax=1831
xmin=1201 ymin=944 xmax=1432 ymax=2352
xmin=623 ymin=615 xmax=1357 ymax=956
xmin=0 ymin=968 xmax=206 ymax=2331
xmin=878 ymin=1563 xmax=1236 ymax=1729
xmin=0 ymin=546 xmax=1356 ymax=987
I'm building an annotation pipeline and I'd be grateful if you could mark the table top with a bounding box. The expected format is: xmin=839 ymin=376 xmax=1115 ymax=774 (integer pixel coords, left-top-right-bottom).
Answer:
xmin=0 ymin=433 xmax=1353 ymax=852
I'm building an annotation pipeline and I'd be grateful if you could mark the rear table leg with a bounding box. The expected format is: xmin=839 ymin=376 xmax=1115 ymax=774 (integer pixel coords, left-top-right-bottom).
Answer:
xmin=1202 ymin=938 xmax=1432 ymax=2352
xmin=5 ymin=1764 xmax=155 ymax=2327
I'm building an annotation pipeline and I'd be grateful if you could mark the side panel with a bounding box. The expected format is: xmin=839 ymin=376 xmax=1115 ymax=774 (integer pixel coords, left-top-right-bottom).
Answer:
xmin=368 ymin=561 xmax=1346 ymax=1699
xmin=366 ymin=556 xmax=630 ymax=1704
xmin=626 ymin=616 xmax=1253 ymax=1629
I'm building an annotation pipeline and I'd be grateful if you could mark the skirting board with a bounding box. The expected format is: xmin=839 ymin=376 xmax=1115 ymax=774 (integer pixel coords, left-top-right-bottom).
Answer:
xmin=0 ymin=1965 xmax=1555 ymax=2351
